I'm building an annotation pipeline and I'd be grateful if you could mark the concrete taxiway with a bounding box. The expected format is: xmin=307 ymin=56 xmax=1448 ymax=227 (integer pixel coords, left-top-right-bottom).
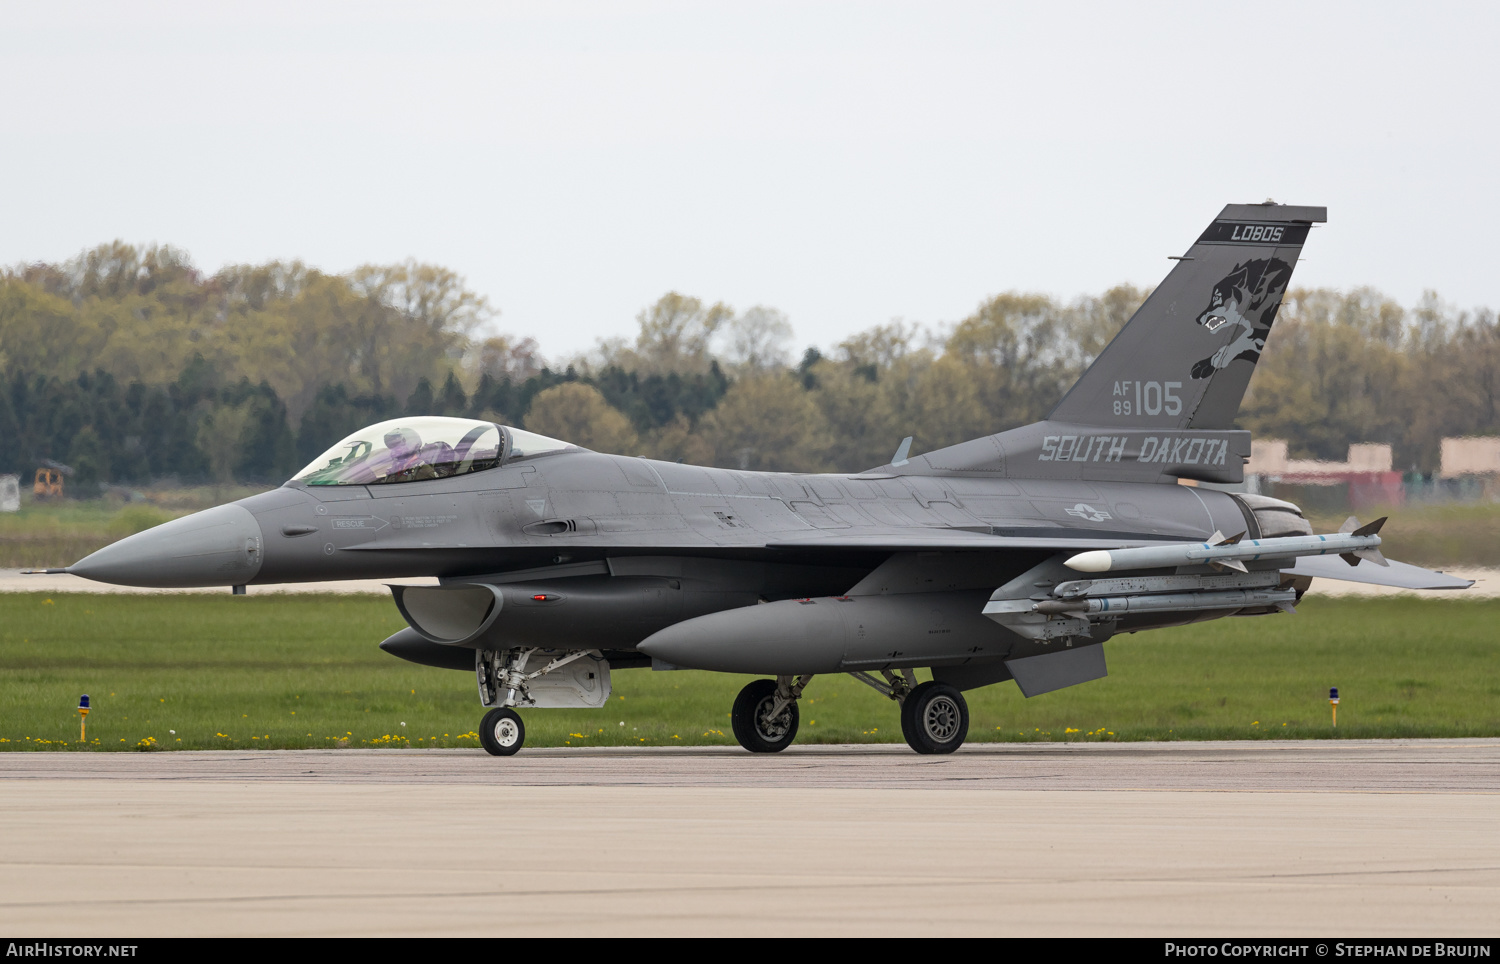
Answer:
xmin=2 ymin=740 xmax=1497 ymax=937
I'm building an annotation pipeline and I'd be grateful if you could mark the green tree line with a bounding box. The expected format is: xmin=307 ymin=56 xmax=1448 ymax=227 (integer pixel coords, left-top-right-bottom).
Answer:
xmin=2 ymin=243 xmax=1496 ymax=488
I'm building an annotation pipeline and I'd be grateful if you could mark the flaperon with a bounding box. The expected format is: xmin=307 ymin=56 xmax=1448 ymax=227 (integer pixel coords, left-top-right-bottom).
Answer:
xmin=41 ymin=203 xmax=1472 ymax=756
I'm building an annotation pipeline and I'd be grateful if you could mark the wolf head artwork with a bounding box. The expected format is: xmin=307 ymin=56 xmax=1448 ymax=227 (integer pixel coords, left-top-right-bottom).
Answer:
xmin=1191 ymin=258 xmax=1292 ymax=380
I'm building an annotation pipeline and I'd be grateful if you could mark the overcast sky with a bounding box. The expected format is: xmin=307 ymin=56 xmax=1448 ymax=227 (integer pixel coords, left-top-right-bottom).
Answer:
xmin=3 ymin=1 xmax=1497 ymax=360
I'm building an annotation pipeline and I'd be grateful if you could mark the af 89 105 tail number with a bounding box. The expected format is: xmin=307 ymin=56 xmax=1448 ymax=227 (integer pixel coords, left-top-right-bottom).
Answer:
xmin=1112 ymin=380 xmax=1182 ymax=417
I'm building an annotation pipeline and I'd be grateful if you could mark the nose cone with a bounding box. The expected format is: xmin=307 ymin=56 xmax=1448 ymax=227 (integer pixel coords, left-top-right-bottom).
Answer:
xmin=69 ymin=503 xmax=264 ymax=588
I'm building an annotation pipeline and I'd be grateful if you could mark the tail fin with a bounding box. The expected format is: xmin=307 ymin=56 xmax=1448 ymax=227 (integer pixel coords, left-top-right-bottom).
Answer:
xmin=1049 ymin=203 xmax=1326 ymax=430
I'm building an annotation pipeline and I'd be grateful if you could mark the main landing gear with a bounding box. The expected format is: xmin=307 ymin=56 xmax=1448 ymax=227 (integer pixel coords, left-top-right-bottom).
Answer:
xmin=899 ymin=681 xmax=969 ymax=755
xmin=731 ymin=676 xmax=808 ymax=752
xmin=731 ymin=672 xmax=970 ymax=755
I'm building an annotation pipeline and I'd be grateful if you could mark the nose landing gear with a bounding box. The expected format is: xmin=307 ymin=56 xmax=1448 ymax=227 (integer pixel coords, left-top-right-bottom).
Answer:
xmin=480 ymin=707 xmax=526 ymax=756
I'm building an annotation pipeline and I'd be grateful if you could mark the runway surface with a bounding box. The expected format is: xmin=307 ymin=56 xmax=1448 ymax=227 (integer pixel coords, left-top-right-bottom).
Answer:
xmin=2 ymin=740 xmax=1497 ymax=936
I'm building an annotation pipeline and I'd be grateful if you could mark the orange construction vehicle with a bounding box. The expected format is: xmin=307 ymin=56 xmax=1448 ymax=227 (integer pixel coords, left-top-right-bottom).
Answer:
xmin=33 ymin=462 xmax=69 ymax=499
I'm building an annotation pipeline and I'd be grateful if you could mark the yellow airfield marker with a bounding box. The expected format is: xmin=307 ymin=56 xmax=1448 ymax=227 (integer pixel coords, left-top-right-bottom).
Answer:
xmin=78 ymin=694 xmax=90 ymax=742
xmin=1329 ymin=687 xmax=1340 ymax=728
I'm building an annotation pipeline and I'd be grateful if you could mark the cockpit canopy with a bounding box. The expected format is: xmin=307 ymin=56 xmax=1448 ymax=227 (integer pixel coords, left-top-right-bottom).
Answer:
xmin=292 ymin=416 xmax=575 ymax=486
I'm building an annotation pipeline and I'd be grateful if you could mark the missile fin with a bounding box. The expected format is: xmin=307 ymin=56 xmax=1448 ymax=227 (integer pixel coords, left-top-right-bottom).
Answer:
xmin=1353 ymin=516 xmax=1387 ymax=538
xmin=1339 ymin=516 xmax=1359 ymax=534
xmin=1220 ymin=531 xmax=1246 ymax=546
xmin=1211 ymin=558 xmax=1248 ymax=573
xmin=1340 ymin=552 xmax=1361 ymax=567
xmin=1355 ymin=548 xmax=1390 ymax=567
xmin=1207 ymin=530 xmax=1225 ymax=545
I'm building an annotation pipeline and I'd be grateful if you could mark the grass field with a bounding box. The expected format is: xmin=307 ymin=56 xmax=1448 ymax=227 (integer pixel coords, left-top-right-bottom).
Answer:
xmin=1 ymin=592 xmax=1495 ymax=751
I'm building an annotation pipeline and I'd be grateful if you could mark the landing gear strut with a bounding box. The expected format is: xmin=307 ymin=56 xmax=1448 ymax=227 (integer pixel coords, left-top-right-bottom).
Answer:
xmin=480 ymin=707 xmax=525 ymax=756
xmin=731 ymin=676 xmax=810 ymax=752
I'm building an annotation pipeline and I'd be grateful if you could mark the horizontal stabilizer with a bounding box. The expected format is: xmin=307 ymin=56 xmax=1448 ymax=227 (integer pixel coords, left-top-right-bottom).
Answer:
xmin=1285 ymin=555 xmax=1473 ymax=590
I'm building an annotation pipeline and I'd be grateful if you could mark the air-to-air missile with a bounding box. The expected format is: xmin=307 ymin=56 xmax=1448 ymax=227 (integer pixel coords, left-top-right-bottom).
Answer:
xmin=978 ymin=518 xmax=1391 ymax=645
xmin=1062 ymin=517 xmax=1388 ymax=574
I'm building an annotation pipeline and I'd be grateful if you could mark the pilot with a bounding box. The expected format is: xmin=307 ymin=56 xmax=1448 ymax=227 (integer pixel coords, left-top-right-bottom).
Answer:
xmin=382 ymin=426 xmax=436 ymax=482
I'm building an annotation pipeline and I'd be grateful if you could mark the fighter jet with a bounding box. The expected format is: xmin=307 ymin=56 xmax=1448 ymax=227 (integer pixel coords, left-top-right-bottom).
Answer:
xmin=43 ymin=202 xmax=1471 ymax=756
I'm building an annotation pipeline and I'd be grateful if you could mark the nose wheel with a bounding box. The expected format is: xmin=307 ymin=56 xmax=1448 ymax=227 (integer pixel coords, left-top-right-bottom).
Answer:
xmin=480 ymin=707 xmax=526 ymax=756
xmin=900 ymin=681 xmax=968 ymax=754
xmin=731 ymin=678 xmax=800 ymax=752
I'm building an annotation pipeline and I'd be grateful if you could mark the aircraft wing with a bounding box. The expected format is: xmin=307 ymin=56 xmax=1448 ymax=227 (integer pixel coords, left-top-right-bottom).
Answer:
xmin=1283 ymin=554 xmax=1474 ymax=590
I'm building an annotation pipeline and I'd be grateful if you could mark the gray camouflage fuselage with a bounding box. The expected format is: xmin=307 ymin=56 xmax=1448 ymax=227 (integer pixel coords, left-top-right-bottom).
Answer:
xmin=66 ymin=421 xmax=1261 ymax=674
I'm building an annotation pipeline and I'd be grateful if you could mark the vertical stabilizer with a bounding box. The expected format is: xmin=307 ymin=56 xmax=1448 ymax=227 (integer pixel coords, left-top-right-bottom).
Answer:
xmin=1049 ymin=203 xmax=1325 ymax=430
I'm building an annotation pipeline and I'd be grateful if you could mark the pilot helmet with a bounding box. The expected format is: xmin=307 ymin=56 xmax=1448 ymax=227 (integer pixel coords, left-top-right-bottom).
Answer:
xmin=383 ymin=426 xmax=421 ymax=457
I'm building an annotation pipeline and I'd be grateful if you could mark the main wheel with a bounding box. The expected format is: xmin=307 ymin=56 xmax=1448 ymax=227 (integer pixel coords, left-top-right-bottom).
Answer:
xmin=900 ymin=681 xmax=968 ymax=754
xmin=731 ymin=679 xmax=799 ymax=753
xmin=479 ymin=707 xmax=525 ymax=756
